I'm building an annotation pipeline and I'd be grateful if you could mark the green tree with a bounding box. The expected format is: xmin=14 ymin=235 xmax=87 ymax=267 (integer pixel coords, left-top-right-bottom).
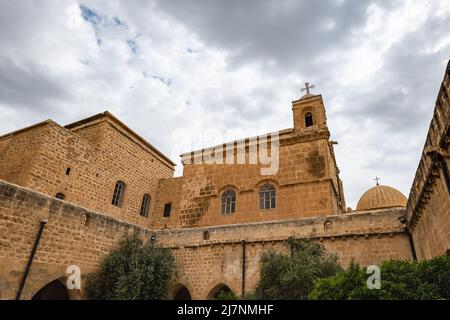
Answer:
xmin=309 ymin=255 xmax=450 ymax=300
xmin=214 ymin=288 xmax=238 ymax=300
xmin=85 ymin=233 xmax=175 ymax=300
xmin=255 ymin=239 xmax=342 ymax=300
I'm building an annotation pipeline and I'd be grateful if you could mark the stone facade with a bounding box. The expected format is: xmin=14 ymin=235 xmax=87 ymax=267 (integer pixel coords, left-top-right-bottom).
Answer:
xmin=161 ymin=208 xmax=412 ymax=299
xmin=0 ymin=113 xmax=175 ymax=228
xmin=151 ymin=94 xmax=345 ymax=229
xmin=0 ymin=61 xmax=449 ymax=300
xmin=406 ymin=60 xmax=450 ymax=260
xmin=0 ymin=180 xmax=150 ymax=300
xmin=0 ymin=180 xmax=411 ymax=300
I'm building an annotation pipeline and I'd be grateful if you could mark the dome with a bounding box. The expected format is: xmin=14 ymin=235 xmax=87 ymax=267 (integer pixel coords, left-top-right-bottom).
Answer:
xmin=356 ymin=185 xmax=407 ymax=211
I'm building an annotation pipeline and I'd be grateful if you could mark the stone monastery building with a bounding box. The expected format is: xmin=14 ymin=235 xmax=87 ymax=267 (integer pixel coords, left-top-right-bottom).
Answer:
xmin=0 ymin=61 xmax=449 ymax=300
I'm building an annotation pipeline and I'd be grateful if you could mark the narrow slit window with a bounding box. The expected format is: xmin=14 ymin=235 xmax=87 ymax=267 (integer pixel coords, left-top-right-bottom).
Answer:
xmin=140 ymin=194 xmax=151 ymax=217
xmin=112 ymin=181 xmax=126 ymax=207
xmin=163 ymin=203 xmax=172 ymax=217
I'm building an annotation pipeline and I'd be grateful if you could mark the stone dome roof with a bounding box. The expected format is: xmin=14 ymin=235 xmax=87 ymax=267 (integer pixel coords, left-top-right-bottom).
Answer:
xmin=356 ymin=185 xmax=407 ymax=211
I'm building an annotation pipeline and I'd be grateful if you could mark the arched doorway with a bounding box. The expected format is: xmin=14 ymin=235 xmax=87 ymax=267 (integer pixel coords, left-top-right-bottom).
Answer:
xmin=207 ymin=284 xmax=235 ymax=300
xmin=32 ymin=279 xmax=69 ymax=300
xmin=174 ymin=286 xmax=192 ymax=300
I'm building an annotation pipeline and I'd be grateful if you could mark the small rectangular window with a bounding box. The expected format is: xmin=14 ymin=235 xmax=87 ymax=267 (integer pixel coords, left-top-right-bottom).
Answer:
xmin=163 ymin=203 xmax=172 ymax=217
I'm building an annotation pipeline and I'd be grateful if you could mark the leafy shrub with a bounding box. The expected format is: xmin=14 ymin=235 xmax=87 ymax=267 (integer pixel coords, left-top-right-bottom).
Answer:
xmin=309 ymin=255 xmax=450 ymax=300
xmin=214 ymin=289 xmax=238 ymax=300
xmin=85 ymin=233 xmax=175 ymax=300
xmin=255 ymin=239 xmax=342 ymax=299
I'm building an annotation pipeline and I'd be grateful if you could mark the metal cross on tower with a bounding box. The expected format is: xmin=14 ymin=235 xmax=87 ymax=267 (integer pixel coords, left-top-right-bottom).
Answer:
xmin=301 ymin=82 xmax=315 ymax=95
xmin=374 ymin=176 xmax=381 ymax=186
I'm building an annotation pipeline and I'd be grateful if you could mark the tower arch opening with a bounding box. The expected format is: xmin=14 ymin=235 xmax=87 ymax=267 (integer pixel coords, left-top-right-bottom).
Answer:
xmin=305 ymin=112 xmax=314 ymax=127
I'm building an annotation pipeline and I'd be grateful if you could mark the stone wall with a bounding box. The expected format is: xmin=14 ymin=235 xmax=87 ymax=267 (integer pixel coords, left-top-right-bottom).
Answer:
xmin=406 ymin=60 xmax=450 ymax=260
xmin=68 ymin=117 xmax=175 ymax=226
xmin=0 ymin=179 xmax=412 ymax=300
xmin=152 ymin=177 xmax=183 ymax=229
xmin=410 ymin=176 xmax=450 ymax=260
xmin=0 ymin=113 xmax=175 ymax=228
xmin=0 ymin=122 xmax=50 ymax=187
xmin=158 ymin=208 xmax=412 ymax=298
xmin=0 ymin=179 xmax=151 ymax=300
xmin=157 ymin=127 xmax=344 ymax=229
xmin=0 ymin=97 xmax=346 ymax=231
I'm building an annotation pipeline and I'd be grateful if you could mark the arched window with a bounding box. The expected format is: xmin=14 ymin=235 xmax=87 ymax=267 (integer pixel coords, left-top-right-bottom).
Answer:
xmin=112 ymin=181 xmax=126 ymax=207
xmin=324 ymin=220 xmax=333 ymax=231
xmin=221 ymin=190 xmax=236 ymax=214
xmin=305 ymin=112 xmax=314 ymax=127
xmin=55 ymin=193 xmax=65 ymax=200
xmin=259 ymin=184 xmax=276 ymax=210
xmin=140 ymin=194 xmax=151 ymax=217
xmin=81 ymin=213 xmax=90 ymax=226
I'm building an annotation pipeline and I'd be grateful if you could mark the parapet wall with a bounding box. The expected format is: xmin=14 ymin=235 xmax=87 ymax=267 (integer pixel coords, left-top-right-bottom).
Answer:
xmin=158 ymin=208 xmax=412 ymax=299
xmin=155 ymin=208 xmax=408 ymax=248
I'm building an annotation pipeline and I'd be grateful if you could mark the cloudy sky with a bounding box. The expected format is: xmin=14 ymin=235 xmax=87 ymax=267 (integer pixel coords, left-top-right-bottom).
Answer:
xmin=0 ymin=0 xmax=449 ymax=208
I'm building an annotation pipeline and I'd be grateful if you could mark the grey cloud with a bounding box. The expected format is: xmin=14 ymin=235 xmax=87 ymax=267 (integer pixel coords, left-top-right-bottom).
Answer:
xmin=0 ymin=0 xmax=449 ymax=207
xmin=330 ymin=18 xmax=450 ymax=138
xmin=152 ymin=0 xmax=373 ymax=72
xmin=0 ymin=57 xmax=72 ymax=114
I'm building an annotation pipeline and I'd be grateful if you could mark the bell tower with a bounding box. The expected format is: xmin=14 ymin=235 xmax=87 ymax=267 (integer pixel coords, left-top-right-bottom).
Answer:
xmin=291 ymin=83 xmax=346 ymax=214
xmin=292 ymin=82 xmax=328 ymax=133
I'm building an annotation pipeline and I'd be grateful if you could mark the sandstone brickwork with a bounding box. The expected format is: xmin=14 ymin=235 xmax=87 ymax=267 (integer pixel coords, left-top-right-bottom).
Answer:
xmin=0 ymin=180 xmax=411 ymax=300
xmin=406 ymin=60 xmax=450 ymax=260
xmin=0 ymin=180 xmax=151 ymax=300
xmin=159 ymin=95 xmax=345 ymax=229
xmin=0 ymin=112 xmax=175 ymax=228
